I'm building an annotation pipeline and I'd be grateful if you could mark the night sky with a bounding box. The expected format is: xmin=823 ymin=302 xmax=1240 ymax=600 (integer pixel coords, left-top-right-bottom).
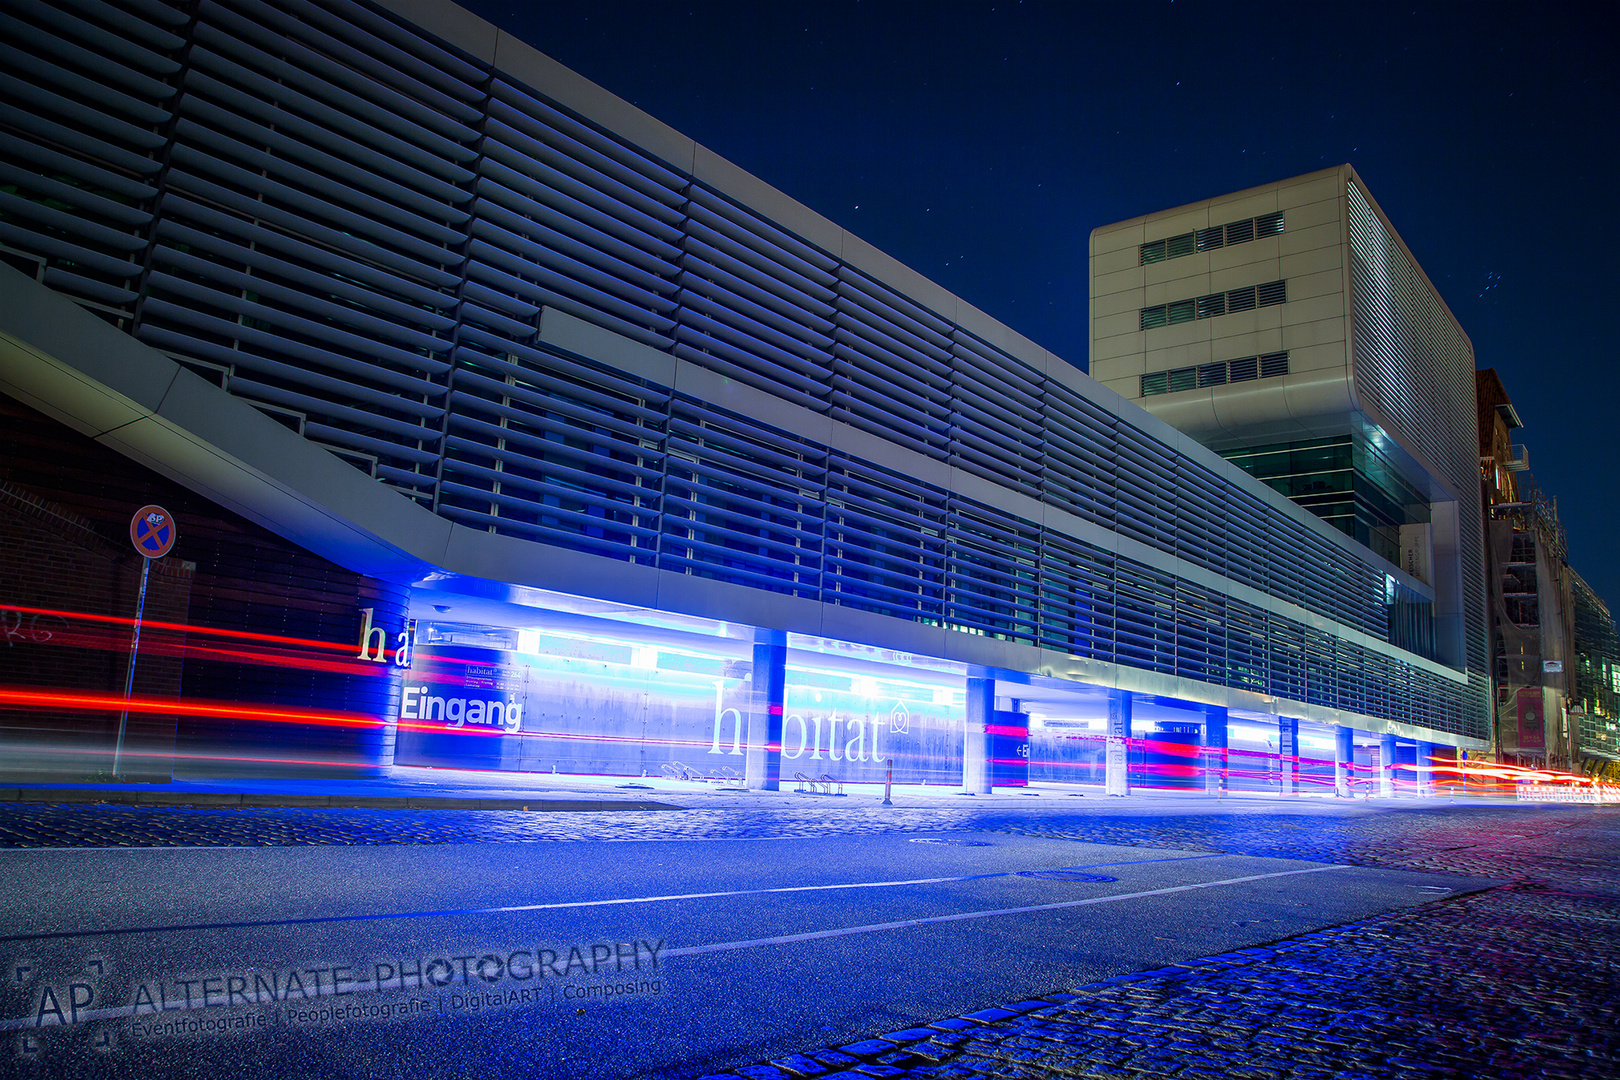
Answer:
xmin=455 ymin=0 xmax=1618 ymax=610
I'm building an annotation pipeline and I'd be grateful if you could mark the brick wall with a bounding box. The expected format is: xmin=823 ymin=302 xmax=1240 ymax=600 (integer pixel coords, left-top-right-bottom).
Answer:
xmin=0 ymin=393 xmax=406 ymax=779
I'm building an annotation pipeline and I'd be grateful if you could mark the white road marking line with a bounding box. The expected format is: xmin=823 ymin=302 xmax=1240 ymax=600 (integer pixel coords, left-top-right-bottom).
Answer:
xmin=0 ymin=855 xmax=1232 ymax=943
xmin=665 ymin=864 xmax=1353 ymax=958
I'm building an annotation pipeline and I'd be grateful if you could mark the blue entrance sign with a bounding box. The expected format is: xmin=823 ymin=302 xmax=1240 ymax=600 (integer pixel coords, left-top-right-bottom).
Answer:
xmin=129 ymin=505 xmax=176 ymax=558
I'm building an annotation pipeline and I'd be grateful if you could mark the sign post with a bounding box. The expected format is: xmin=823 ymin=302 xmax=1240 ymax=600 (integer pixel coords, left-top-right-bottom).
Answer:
xmin=114 ymin=506 xmax=176 ymax=777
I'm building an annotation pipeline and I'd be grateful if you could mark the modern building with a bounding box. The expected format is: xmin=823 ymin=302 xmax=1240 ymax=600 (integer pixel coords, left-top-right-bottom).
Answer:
xmin=1090 ymin=167 xmax=1494 ymax=787
xmin=1 ymin=0 xmax=1482 ymax=794
xmin=1570 ymin=571 xmax=1620 ymax=778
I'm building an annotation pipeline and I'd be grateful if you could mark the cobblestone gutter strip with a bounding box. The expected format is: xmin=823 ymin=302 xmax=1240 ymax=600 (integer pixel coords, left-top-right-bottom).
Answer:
xmin=0 ymin=793 xmax=679 ymax=812
xmin=688 ymin=816 xmax=1620 ymax=1080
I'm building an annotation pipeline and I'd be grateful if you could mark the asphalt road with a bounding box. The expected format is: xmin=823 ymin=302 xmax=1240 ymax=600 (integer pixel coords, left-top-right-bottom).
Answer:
xmin=0 ymin=825 xmax=1498 ymax=1079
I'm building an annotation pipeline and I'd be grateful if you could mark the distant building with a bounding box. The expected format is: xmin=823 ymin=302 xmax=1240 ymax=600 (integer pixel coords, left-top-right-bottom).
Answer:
xmin=1571 ymin=572 xmax=1620 ymax=777
xmin=1090 ymin=166 xmax=1492 ymax=782
xmin=1476 ymin=369 xmax=1579 ymax=770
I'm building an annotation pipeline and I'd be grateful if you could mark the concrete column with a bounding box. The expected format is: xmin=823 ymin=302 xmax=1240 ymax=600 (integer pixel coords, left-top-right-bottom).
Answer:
xmin=1202 ymin=704 xmax=1228 ymax=796
xmin=963 ymin=677 xmax=994 ymax=794
xmin=1278 ymin=716 xmax=1299 ymax=797
xmin=1105 ymin=689 xmax=1131 ymax=797
xmin=1416 ymin=740 xmax=1439 ymax=798
xmin=745 ymin=631 xmax=786 ymax=791
xmin=1379 ymin=733 xmax=1398 ymax=797
xmin=1334 ymin=726 xmax=1355 ymax=798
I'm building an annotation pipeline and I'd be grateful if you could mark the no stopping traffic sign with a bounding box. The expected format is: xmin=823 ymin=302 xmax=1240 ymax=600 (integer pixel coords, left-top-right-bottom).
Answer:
xmin=129 ymin=505 xmax=177 ymax=558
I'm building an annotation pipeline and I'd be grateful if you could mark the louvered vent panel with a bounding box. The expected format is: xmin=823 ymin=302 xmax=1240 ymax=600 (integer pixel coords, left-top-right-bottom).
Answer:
xmin=0 ymin=0 xmax=180 ymax=311
xmin=824 ymin=457 xmax=947 ymax=621
xmin=1223 ymin=486 xmax=1272 ymax=595
xmin=662 ymin=402 xmax=826 ymax=598
xmin=830 ymin=268 xmax=953 ymax=458
xmin=1042 ymin=381 xmax=1119 ymax=528
xmin=475 ymin=78 xmax=684 ymax=350
xmin=130 ymin=0 xmax=480 ymax=496
xmin=1267 ymin=615 xmax=1306 ymax=704
xmin=677 ymin=186 xmax=837 ymax=410
xmin=438 ymin=340 xmax=666 ymax=564
xmin=1114 ymin=425 xmax=1177 ymax=551
xmin=1172 ymin=457 xmax=1228 ymax=575
xmin=1305 ymin=628 xmax=1336 ymax=707
xmin=1114 ymin=561 xmax=1178 ymax=677
xmin=1175 ymin=583 xmax=1226 ymax=685
xmin=945 ymin=501 xmax=1040 ymax=644
xmin=1225 ymin=601 xmax=1270 ymax=692
xmin=951 ymin=332 xmax=1045 ymax=494
xmin=1038 ymin=531 xmax=1115 ymax=660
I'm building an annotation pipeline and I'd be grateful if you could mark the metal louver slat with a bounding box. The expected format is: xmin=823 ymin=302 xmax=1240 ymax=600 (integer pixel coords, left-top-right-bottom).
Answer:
xmin=11 ymin=0 xmax=179 ymax=72
xmin=483 ymin=120 xmax=682 ymax=244
xmin=183 ymin=57 xmax=475 ymax=191
xmin=485 ymin=97 xmax=685 ymax=223
xmin=192 ymin=10 xmax=480 ymax=142
xmin=473 ymin=184 xmax=676 ymax=295
xmin=173 ymin=100 xmax=468 ymax=235
xmin=687 ymin=187 xmax=838 ymax=279
xmin=476 ymin=157 xmax=683 ymax=267
xmin=187 ymin=25 xmax=473 ymax=170
xmin=0 ymin=41 xmax=171 ymax=124
xmin=280 ymin=0 xmax=487 ymax=99
xmin=165 ymin=152 xmax=461 ymax=272
xmin=452 ymin=339 xmax=668 ymax=416
xmin=488 ymin=79 xmax=689 ymax=199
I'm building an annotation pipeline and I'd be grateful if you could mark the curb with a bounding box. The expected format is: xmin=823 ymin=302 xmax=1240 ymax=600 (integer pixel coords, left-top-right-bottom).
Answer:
xmin=0 ymin=789 xmax=681 ymax=812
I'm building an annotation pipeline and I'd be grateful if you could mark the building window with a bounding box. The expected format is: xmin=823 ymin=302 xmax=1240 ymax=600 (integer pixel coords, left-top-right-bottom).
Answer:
xmin=1140 ymin=212 xmax=1284 ymax=264
xmin=1141 ymin=351 xmax=1290 ymax=396
xmin=1139 ymin=281 xmax=1286 ymax=330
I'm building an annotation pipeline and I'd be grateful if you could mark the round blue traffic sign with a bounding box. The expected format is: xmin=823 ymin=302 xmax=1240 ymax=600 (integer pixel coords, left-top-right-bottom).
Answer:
xmin=130 ymin=505 xmax=177 ymax=559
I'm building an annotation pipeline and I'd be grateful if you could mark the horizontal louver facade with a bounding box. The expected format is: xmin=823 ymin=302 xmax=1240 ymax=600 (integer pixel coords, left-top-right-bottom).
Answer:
xmin=0 ymin=0 xmax=1476 ymax=738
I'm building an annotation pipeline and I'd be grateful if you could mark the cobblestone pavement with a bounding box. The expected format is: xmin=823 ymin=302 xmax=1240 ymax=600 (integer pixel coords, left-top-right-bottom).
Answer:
xmin=0 ymin=795 xmax=1586 ymax=867
xmin=2 ymin=799 xmax=1614 ymax=1078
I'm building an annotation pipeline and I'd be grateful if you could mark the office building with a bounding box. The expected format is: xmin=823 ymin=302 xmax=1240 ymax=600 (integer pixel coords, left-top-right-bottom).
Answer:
xmin=1091 ymin=167 xmax=1493 ymax=784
